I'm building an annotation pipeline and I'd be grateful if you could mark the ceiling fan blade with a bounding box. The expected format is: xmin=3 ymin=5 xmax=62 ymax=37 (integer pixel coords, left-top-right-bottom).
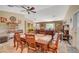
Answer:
xmin=8 ymin=5 xmax=15 ymax=7
xmin=30 ymin=7 xmax=35 ymax=10
xmin=20 ymin=6 xmax=36 ymax=14
xmin=21 ymin=6 xmax=27 ymax=9
xmin=31 ymin=11 xmax=36 ymax=13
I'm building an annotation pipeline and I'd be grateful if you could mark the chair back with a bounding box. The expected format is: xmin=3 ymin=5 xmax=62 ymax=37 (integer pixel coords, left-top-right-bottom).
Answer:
xmin=14 ymin=32 xmax=21 ymax=42
xmin=25 ymin=34 xmax=36 ymax=48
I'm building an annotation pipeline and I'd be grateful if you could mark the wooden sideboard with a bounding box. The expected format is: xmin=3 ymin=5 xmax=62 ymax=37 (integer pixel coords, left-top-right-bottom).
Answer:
xmin=0 ymin=32 xmax=8 ymax=43
xmin=35 ymin=29 xmax=54 ymax=35
xmin=0 ymin=36 xmax=8 ymax=43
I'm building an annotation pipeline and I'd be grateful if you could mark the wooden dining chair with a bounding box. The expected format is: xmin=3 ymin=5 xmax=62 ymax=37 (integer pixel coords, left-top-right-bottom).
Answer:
xmin=25 ymin=34 xmax=38 ymax=52
xmin=48 ymin=33 xmax=60 ymax=53
xmin=14 ymin=32 xmax=18 ymax=48
xmin=41 ymin=43 xmax=49 ymax=53
xmin=35 ymin=41 xmax=48 ymax=53
xmin=14 ymin=32 xmax=26 ymax=53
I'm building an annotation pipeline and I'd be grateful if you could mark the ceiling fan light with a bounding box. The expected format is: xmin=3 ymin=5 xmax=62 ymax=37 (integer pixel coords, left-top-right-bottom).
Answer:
xmin=28 ymin=12 xmax=30 ymax=14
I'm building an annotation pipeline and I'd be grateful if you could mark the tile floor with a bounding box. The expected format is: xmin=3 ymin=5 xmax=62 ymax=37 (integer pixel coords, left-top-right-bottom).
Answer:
xmin=0 ymin=39 xmax=79 ymax=53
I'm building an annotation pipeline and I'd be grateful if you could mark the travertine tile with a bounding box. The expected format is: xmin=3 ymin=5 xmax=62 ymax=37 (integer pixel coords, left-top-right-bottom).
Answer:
xmin=0 ymin=39 xmax=79 ymax=53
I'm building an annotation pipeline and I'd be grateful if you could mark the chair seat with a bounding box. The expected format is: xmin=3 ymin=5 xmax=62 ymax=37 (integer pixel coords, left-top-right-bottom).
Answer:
xmin=49 ymin=44 xmax=57 ymax=49
xmin=28 ymin=46 xmax=39 ymax=51
xmin=28 ymin=47 xmax=36 ymax=50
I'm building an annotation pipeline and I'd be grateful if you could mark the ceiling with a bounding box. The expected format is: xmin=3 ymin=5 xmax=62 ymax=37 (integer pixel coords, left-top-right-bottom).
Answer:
xmin=0 ymin=5 xmax=52 ymax=14
xmin=0 ymin=5 xmax=69 ymax=22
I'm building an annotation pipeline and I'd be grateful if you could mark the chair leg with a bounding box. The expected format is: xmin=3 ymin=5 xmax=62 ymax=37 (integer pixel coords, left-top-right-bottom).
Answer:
xmin=53 ymin=50 xmax=57 ymax=53
xmin=55 ymin=50 xmax=57 ymax=53
xmin=14 ymin=40 xmax=16 ymax=47
xmin=20 ymin=45 xmax=24 ymax=53
xmin=27 ymin=47 xmax=30 ymax=53
xmin=16 ymin=42 xmax=19 ymax=50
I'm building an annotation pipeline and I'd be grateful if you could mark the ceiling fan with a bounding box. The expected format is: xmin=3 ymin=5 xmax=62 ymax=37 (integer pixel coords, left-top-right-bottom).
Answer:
xmin=21 ymin=6 xmax=36 ymax=14
xmin=8 ymin=5 xmax=36 ymax=14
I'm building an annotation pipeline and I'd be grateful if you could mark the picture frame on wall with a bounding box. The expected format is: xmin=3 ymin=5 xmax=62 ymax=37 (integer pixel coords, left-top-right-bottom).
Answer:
xmin=0 ymin=17 xmax=7 ymax=23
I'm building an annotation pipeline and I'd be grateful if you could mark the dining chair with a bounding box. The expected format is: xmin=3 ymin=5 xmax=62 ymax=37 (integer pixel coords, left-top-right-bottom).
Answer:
xmin=25 ymin=34 xmax=38 ymax=52
xmin=14 ymin=32 xmax=18 ymax=48
xmin=41 ymin=43 xmax=49 ymax=53
xmin=36 ymin=41 xmax=48 ymax=53
xmin=14 ymin=32 xmax=26 ymax=53
xmin=48 ymin=33 xmax=60 ymax=53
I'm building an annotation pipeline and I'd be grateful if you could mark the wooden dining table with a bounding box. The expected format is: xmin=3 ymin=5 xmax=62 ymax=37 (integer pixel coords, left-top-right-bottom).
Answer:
xmin=20 ymin=34 xmax=52 ymax=52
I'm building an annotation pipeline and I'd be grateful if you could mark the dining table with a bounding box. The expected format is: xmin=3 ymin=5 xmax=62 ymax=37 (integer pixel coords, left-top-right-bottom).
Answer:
xmin=20 ymin=33 xmax=52 ymax=52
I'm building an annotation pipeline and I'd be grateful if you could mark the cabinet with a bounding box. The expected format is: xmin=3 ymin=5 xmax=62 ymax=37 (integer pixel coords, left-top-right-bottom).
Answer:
xmin=63 ymin=25 xmax=69 ymax=40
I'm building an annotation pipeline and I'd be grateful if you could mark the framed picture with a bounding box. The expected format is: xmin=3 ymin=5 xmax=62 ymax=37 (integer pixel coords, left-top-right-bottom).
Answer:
xmin=0 ymin=17 xmax=7 ymax=23
xmin=10 ymin=16 xmax=16 ymax=22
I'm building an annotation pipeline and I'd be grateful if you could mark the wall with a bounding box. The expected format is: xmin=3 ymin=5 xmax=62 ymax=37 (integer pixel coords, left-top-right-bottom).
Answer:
xmin=76 ymin=12 xmax=79 ymax=50
xmin=0 ymin=11 xmax=35 ymax=33
xmin=25 ymin=19 xmax=34 ymax=33
xmin=0 ymin=11 xmax=25 ymax=33
xmin=64 ymin=5 xmax=79 ymax=28
xmin=64 ymin=5 xmax=79 ymax=49
xmin=0 ymin=11 xmax=33 ymax=33
xmin=0 ymin=23 xmax=8 ymax=36
xmin=36 ymin=21 xmax=63 ymax=31
xmin=64 ymin=5 xmax=79 ymax=21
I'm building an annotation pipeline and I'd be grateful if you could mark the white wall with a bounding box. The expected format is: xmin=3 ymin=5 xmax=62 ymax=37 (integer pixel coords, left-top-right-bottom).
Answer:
xmin=0 ymin=11 xmax=26 ymax=33
xmin=64 ymin=5 xmax=79 ymax=48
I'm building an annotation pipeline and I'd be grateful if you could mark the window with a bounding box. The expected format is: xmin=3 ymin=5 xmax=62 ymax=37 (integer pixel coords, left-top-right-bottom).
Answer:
xmin=36 ymin=24 xmax=40 ymax=30
xmin=45 ymin=23 xmax=55 ymax=30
